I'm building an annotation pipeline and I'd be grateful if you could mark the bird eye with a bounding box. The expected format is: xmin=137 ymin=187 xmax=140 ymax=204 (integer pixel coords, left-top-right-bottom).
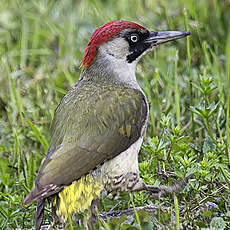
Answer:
xmin=130 ymin=34 xmax=139 ymax=43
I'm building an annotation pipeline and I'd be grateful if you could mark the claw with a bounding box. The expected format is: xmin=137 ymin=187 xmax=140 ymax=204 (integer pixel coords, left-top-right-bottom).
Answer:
xmin=131 ymin=175 xmax=192 ymax=197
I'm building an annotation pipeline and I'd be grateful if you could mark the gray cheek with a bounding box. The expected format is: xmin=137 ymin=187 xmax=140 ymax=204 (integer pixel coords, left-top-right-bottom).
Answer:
xmin=100 ymin=38 xmax=130 ymax=60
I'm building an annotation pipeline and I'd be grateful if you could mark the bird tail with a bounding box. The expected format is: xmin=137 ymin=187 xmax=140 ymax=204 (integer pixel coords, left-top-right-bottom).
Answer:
xmin=35 ymin=199 xmax=45 ymax=230
xmin=22 ymin=187 xmax=39 ymax=205
xmin=22 ymin=184 xmax=63 ymax=205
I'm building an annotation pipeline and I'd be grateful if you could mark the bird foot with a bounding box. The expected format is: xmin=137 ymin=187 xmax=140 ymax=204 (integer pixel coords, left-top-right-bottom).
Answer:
xmin=132 ymin=175 xmax=191 ymax=197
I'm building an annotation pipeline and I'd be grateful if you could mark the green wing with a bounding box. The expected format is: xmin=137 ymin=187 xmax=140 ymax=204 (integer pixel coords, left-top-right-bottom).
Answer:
xmin=35 ymin=79 xmax=148 ymax=195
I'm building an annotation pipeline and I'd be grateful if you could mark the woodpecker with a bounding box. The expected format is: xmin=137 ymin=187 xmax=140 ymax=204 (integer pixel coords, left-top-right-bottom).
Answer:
xmin=23 ymin=20 xmax=190 ymax=229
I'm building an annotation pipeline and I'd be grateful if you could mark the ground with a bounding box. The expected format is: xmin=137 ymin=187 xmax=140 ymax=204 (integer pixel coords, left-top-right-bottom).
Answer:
xmin=0 ymin=0 xmax=230 ymax=229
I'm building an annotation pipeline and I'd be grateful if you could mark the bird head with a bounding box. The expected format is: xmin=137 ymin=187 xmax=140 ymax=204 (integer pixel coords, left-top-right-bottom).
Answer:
xmin=81 ymin=20 xmax=190 ymax=71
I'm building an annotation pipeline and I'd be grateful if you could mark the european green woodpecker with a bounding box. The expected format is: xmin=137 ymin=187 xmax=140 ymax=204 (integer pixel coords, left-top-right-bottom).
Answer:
xmin=23 ymin=20 xmax=190 ymax=229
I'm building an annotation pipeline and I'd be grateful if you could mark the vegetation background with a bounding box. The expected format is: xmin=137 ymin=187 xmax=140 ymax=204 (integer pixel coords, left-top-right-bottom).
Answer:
xmin=0 ymin=0 xmax=230 ymax=229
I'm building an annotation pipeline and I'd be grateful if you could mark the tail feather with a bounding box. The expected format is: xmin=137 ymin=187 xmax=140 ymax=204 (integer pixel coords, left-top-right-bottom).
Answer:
xmin=22 ymin=185 xmax=64 ymax=229
xmin=22 ymin=187 xmax=39 ymax=205
xmin=22 ymin=184 xmax=63 ymax=205
xmin=35 ymin=199 xmax=45 ymax=230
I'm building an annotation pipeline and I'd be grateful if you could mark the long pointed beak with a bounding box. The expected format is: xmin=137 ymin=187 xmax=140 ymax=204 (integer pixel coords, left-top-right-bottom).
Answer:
xmin=145 ymin=31 xmax=190 ymax=46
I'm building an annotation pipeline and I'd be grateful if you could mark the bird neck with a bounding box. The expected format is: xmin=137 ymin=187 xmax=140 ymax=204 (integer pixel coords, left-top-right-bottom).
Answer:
xmin=82 ymin=48 xmax=140 ymax=89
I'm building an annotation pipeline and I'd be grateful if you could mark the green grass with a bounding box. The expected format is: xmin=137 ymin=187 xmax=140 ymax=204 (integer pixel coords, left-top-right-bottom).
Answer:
xmin=0 ymin=0 xmax=230 ymax=229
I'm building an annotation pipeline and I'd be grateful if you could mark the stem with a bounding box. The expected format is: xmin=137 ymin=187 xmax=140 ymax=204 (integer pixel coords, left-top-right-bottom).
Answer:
xmin=226 ymin=30 xmax=230 ymax=166
xmin=204 ymin=118 xmax=217 ymax=144
xmin=226 ymin=95 xmax=230 ymax=166
xmin=174 ymin=194 xmax=180 ymax=230
xmin=129 ymin=193 xmax=142 ymax=230
xmin=174 ymin=50 xmax=180 ymax=128
xmin=184 ymin=8 xmax=195 ymax=138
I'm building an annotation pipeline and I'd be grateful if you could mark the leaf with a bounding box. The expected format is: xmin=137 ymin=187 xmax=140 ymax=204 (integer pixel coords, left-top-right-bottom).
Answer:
xmin=121 ymin=224 xmax=139 ymax=230
xmin=219 ymin=166 xmax=230 ymax=187
xmin=202 ymin=137 xmax=215 ymax=153
xmin=0 ymin=157 xmax=11 ymax=186
xmin=210 ymin=217 xmax=226 ymax=230
xmin=25 ymin=118 xmax=49 ymax=152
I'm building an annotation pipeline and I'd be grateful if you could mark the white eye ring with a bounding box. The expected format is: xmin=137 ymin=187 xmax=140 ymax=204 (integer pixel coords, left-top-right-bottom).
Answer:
xmin=130 ymin=35 xmax=138 ymax=42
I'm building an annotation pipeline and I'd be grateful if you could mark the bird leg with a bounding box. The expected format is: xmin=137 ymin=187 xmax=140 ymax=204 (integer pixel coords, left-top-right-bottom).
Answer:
xmin=88 ymin=199 xmax=99 ymax=230
xmin=51 ymin=204 xmax=61 ymax=227
xmin=131 ymin=176 xmax=191 ymax=197
xmin=35 ymin=199 xmax=45 ymax=230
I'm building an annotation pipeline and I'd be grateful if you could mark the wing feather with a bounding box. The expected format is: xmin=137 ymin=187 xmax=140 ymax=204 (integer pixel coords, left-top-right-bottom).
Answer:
xmin=26 ymin=79 xmax=148 ymax=203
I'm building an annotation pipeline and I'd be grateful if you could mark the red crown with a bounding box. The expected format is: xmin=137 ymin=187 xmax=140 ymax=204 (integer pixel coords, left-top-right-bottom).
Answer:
xmin=81 ymin=20 xmax=146 ymax=69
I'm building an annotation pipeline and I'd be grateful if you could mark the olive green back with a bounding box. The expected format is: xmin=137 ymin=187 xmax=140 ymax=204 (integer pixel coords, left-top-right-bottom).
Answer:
xmin=35 ymin=78 xmax=148 ymax=190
